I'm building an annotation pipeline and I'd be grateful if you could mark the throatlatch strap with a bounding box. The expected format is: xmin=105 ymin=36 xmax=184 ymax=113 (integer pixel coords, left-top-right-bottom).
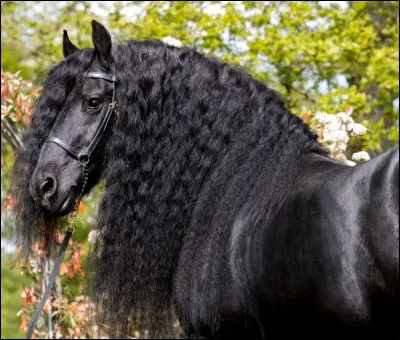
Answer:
xmin=26 ymin=228 xmax=73 ymax=339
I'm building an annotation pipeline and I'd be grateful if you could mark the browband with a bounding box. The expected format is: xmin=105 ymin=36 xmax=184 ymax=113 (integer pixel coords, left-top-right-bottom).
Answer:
xmin=86 ymin=72 xmax=116 ymax=82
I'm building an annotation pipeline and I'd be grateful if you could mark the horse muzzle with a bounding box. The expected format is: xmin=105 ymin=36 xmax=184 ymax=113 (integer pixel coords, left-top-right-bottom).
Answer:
xmin=30 ymin=171 xmax=77 ymax=217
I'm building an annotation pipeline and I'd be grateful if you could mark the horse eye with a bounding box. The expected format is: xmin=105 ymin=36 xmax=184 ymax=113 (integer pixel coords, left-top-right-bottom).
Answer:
xmin=88 ymin=98 xmax=101 ymax=109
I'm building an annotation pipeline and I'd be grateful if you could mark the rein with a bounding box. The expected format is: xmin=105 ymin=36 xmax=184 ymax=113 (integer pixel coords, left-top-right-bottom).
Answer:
xmin=26 ymin=71 xmax=117 ymax=339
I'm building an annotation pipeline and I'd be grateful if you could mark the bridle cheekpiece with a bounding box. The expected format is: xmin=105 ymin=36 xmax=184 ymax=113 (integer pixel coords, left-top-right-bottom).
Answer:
xmin=44 ymin=70 xmax=117 ymax=218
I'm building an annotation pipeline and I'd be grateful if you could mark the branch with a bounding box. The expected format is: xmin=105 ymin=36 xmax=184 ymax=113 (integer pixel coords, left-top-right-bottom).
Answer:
xmin=1 ymin=129 xmax=19 ymax=152
xmin=1 ymin=116 xmax=23 ymax=150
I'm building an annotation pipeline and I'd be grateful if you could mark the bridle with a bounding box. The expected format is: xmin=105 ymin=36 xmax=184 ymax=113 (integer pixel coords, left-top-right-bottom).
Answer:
xmin=45 ymin=71 xmax=117 ymax=204
xmin=26 ymin=71 xmax=117 ymax=339
xmin=45 ymin=71 xmax=117 ymax=169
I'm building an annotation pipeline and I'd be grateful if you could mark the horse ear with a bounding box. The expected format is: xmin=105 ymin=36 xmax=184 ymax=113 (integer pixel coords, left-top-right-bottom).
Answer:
xmin=91 ymin=20 xmax=112 ymax=68
xmin=63 ymin=30 xmax=80 ymax=58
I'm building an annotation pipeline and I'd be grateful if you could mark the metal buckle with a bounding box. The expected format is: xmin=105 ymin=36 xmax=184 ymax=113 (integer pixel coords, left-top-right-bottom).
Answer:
xmin=78 ymin=155 xmax=89 ymax=167
xmin=110 ymin=101 xmax=118 ymax=116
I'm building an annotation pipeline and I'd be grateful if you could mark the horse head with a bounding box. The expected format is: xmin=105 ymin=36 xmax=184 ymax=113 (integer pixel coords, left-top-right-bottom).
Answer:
xmin=29 ymin=21 xmax=116 ymax=216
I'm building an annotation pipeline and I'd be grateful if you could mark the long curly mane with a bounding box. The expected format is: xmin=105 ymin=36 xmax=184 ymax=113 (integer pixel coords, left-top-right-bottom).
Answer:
xmin=12 ymin=40 xmax=327 ymax=337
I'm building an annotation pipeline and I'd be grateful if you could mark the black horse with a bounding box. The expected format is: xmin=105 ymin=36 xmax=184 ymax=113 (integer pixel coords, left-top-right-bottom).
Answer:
xmin=11 ymin=21 xmax=398 ymax=338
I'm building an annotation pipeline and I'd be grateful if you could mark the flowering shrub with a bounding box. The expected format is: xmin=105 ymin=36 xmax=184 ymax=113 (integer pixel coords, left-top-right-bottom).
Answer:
xmin=1 ymin=70 xmax=40 ymax=122
xmin=16 ymin=235 xmax=102 ymax=339
xmin=1 ymin=69 xmax=104 ymax=339
xmin=304 ymin=105 xmax=371 ymax=166
xmin=1 ymin=70 xmax=41 ymax=151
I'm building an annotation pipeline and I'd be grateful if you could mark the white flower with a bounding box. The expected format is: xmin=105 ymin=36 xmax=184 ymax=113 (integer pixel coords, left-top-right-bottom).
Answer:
xmin=324 ymin=129 xmax=349 ymax=144
xmin=337 ymin=111 xmax=354 ymax=124
xmin=316 ymin=112 xmax=344 ymax=132
xmin=315 ymin=112 xmax=335 ymax=124
xmin=345 ymin=160 xmax=357 ymax=166
xmin=162 ymin=36 xmax=183 ymax=47
xmin=347 ymin=122 xmax=367 ymax=136
xmin=352 ymin=151 xmax=371 ymax=162
xmin=334 ymin=152 xmax=348 ymax=162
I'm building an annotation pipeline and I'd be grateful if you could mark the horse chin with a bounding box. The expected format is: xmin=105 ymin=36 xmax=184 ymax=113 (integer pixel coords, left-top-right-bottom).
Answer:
xmin=58 ymin=195 xmax=76 ymax=216
xmin=42 ymin=193 xmax=76 ymax=217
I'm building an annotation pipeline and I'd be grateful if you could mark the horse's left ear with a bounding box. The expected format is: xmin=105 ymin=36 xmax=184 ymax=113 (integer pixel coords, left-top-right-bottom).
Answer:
xmin=91 ymin=20 xmax=112 ymax=68
xmin=63 ymin=30 xmax=80 ymax=58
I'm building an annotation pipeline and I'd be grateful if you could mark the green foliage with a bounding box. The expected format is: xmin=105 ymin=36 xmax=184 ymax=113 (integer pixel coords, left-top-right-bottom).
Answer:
xmin=1 ymin=251 xmax=29 ymax=339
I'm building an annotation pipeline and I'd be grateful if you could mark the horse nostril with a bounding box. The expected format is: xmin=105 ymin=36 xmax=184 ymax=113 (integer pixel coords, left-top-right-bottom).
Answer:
xmin=40 ymin=176 xmax=57 ymax=199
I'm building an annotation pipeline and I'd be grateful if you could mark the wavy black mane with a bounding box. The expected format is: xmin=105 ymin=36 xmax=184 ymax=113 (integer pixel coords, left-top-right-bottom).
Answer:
xmin=12 ymin=40 xmax=327 ymax=336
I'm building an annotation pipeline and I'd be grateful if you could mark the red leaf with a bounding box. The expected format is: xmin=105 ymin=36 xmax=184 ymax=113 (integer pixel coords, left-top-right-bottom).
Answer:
xmin=4 ymin=193 xmax=17 ymax=211
xmin=67 ymin=265 xmax=75 ymax=278
xmin=20 ymin=315 xmax=28 ymax=332
xmin=59 ymin=263 xmax=68 ymax=275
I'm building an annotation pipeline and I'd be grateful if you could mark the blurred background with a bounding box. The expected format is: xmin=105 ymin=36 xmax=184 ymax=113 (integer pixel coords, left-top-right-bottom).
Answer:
xmin=1 ymin=1 xmax=398 ymax=338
